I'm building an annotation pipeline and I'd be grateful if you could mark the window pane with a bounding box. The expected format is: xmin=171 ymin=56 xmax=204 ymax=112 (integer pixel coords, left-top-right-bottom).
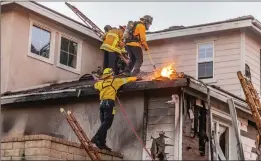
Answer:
xmin=61 ymin=37 xmax=69 ymax=52
xmin=206 ymin=51 xmax=213 ymax=58
xmin=60 ymin=51 xmax=68 ymax=66
xmin=198 ymin=43 xmax=213 ymax=62
xmin=198 ymin=52 xmax=206 ymax=59
xmin=41 ymin=29 xmax=51 ymax=45
xmin=40 ymin=42 xmax=50 ymax=58
xmin=32 ymin=26 xmax=41 ymax=40
xmin=198 ymin=62 xmax=213 ymax=79
xmin=198 ymin=64 xmax=205 ymax=78
xmin=69 ymin=41 xmax=78 ymax=55
xmin=31 ymin=44 xmax=40 ymax=55
xmin=68 ymin=54 xmax=77 ymax=68
xmin=31 ymin=25 xmax=51 ymax=59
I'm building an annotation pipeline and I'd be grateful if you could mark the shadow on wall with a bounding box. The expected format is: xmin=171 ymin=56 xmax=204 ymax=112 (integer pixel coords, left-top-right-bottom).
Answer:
xmin=1 ymin=104 xmax=67 ymax=138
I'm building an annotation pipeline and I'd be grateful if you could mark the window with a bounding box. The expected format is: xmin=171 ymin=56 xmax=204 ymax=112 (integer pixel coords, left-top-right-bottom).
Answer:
xmin=28 ymin=20 xmax=55 ymax=64
xmin=60 ymin=37 xmax=78 ymax=68
xmin=197 ymin=43 xmax=214 ymax=79
xmin=57 ymin=34 xmax=82 ymax=74
xmin=30 ymin=25 xmax=51 ymax=59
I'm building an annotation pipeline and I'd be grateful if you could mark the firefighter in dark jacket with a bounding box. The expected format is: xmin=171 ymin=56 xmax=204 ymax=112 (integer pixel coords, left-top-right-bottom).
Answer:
xmin=123 ymin=15 xmax=153 ymax=76
xmin=102 ymin=25 xmax=112 ymax=70
xmin=100 ymin=26 xmax=128 ymax=75
xmin=91 ymin=68 xmax=137 ymax=151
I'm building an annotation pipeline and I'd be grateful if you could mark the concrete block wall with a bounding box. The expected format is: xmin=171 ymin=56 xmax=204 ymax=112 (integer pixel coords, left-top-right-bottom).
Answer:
xmin=1 ymin=135 xmax=123 ymax=160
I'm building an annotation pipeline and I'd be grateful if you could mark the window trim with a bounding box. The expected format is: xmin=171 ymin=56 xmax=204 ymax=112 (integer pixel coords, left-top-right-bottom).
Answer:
xmin=57 ymin=33 xmax=82 ymax=74
xmin=196 ymin=41 xmax=215 ymax=80
xmin=28 ymin=19 xmax=55 ymax=65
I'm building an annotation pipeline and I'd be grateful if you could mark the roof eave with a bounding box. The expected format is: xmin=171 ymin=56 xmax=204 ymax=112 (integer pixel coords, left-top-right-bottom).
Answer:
xmin=1 ymin=79 xmax=188 ymax=105
xmin=147 ymin=19 xmax=253 ymax=41
xmin=7 ymin=2 xmax=101 ymax=42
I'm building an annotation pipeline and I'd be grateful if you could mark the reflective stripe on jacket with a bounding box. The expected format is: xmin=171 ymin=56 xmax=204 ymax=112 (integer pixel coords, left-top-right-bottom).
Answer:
xmin=126 ymin=23 xmax=149 ymax=50
xmin=94 ymin=77 xmax=137 ymax=101
xmin=100 ymin=29 xmax=125 ymax=54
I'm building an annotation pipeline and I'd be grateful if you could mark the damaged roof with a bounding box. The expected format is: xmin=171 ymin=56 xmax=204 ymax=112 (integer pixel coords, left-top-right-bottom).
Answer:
xmin=1 ymin=77 xmax=189 ymax=104
xmin=1 ymin=75 xmax=250 ymax=116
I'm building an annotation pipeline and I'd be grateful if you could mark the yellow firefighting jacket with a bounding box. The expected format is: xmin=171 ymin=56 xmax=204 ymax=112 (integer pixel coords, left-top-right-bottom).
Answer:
xmin=100 ymin=28 xmax=126 ymax=54
xmin=94 ymin=77 xmax=137 ymax=101
xmin=126 ymin=23 xmax=149 ymax=50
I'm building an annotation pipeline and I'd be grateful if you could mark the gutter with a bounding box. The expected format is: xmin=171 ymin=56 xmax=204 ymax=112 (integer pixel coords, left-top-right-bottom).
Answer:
xmin=252 ymin=19 xmax=261 ymax=31
xmin=1 ymin=89 xmax=76 ymax=99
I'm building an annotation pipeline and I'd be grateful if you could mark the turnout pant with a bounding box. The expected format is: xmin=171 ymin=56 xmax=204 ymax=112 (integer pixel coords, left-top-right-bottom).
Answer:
xmin=93 ymin=99 xmax=115 ymax=146
xmin=124 ymin=45 xmax=143 ymax=76
xmin=103 ymin=50 xmax=109 ymax=70
xmin=107 ymin=52 xmax=120 ymax=75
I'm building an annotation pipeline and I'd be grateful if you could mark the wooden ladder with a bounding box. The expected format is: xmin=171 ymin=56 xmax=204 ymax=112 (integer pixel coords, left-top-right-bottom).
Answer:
xmin=237 ymin=71 xmax=261 ymax=136
xmin=60 ymin=108 xmax=102 ymax=161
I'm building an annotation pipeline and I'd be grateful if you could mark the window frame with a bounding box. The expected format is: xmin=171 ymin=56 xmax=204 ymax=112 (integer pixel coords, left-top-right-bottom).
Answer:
xmin=57 ymin=33 xmax=82 ymax=74
xmin=28 ymin=19 xmax=55 ymax=64
xmin=196 ymin=41 xmax=215 ymax=80
xmin=212 ymin=120 xmax=230 ymax=160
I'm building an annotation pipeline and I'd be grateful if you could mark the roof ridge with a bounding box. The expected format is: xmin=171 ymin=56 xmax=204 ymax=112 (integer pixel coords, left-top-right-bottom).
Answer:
xmin=148 ymin=15 xmax=256 ymax=34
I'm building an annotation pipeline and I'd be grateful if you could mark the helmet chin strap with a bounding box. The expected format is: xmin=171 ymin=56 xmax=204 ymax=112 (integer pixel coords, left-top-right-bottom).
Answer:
xmin=145 ymin=23 xmax=151 ymax=30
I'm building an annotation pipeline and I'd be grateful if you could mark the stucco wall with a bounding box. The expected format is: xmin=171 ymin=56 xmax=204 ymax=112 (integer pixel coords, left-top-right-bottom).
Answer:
xmin=1 ymin=8 xmax=14 ymax=93
xmin=1 ymin=92 xmax=145 ymax=160
xmin=143 ymin=30 xmax=242 ymax=97
xmin=1 ymin=5 xmax=103 ymax=93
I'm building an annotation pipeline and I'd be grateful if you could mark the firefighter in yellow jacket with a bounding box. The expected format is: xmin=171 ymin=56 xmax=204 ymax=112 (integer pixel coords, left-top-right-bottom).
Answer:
xmin=91 ymin=68 xmax=137 ymax=151
xmin=100 ymin=26 xmax=127 ymax=75
xmin=123 ymin=15 xmax=153 ymax=76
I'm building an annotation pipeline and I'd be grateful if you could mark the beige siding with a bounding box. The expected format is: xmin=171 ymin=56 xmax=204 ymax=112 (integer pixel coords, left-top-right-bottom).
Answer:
xmin=245 ymin=31 xmax=261 ymax=95
xmin=214 ymin=32 xmax=241 ymax=96
xmin=1 ymin=6 xmax=103 ymax=93
xmin=144 ymin=31 xmax=241 ymax=96
xmin=144 ymin=92 xmax=175 ymax=160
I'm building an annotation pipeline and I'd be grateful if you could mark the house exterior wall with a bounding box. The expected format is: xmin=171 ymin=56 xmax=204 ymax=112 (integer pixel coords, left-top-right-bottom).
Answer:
xmin=1 ymin=9 xmax=15 ymax=94
xmin=245 ymin=30 xmax=261 ymax=96
xmin=1 ymin=92 xmax=145 ymax=160
xmin=1 ymin=5 xmax=103 ymax=93
xmin=144 ymin=30 xmax=242 ymax=97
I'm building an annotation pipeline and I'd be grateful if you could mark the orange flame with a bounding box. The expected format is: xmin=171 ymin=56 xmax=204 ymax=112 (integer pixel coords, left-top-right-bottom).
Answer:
xmin=161 ymin=64 xmax=175 ymax=78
